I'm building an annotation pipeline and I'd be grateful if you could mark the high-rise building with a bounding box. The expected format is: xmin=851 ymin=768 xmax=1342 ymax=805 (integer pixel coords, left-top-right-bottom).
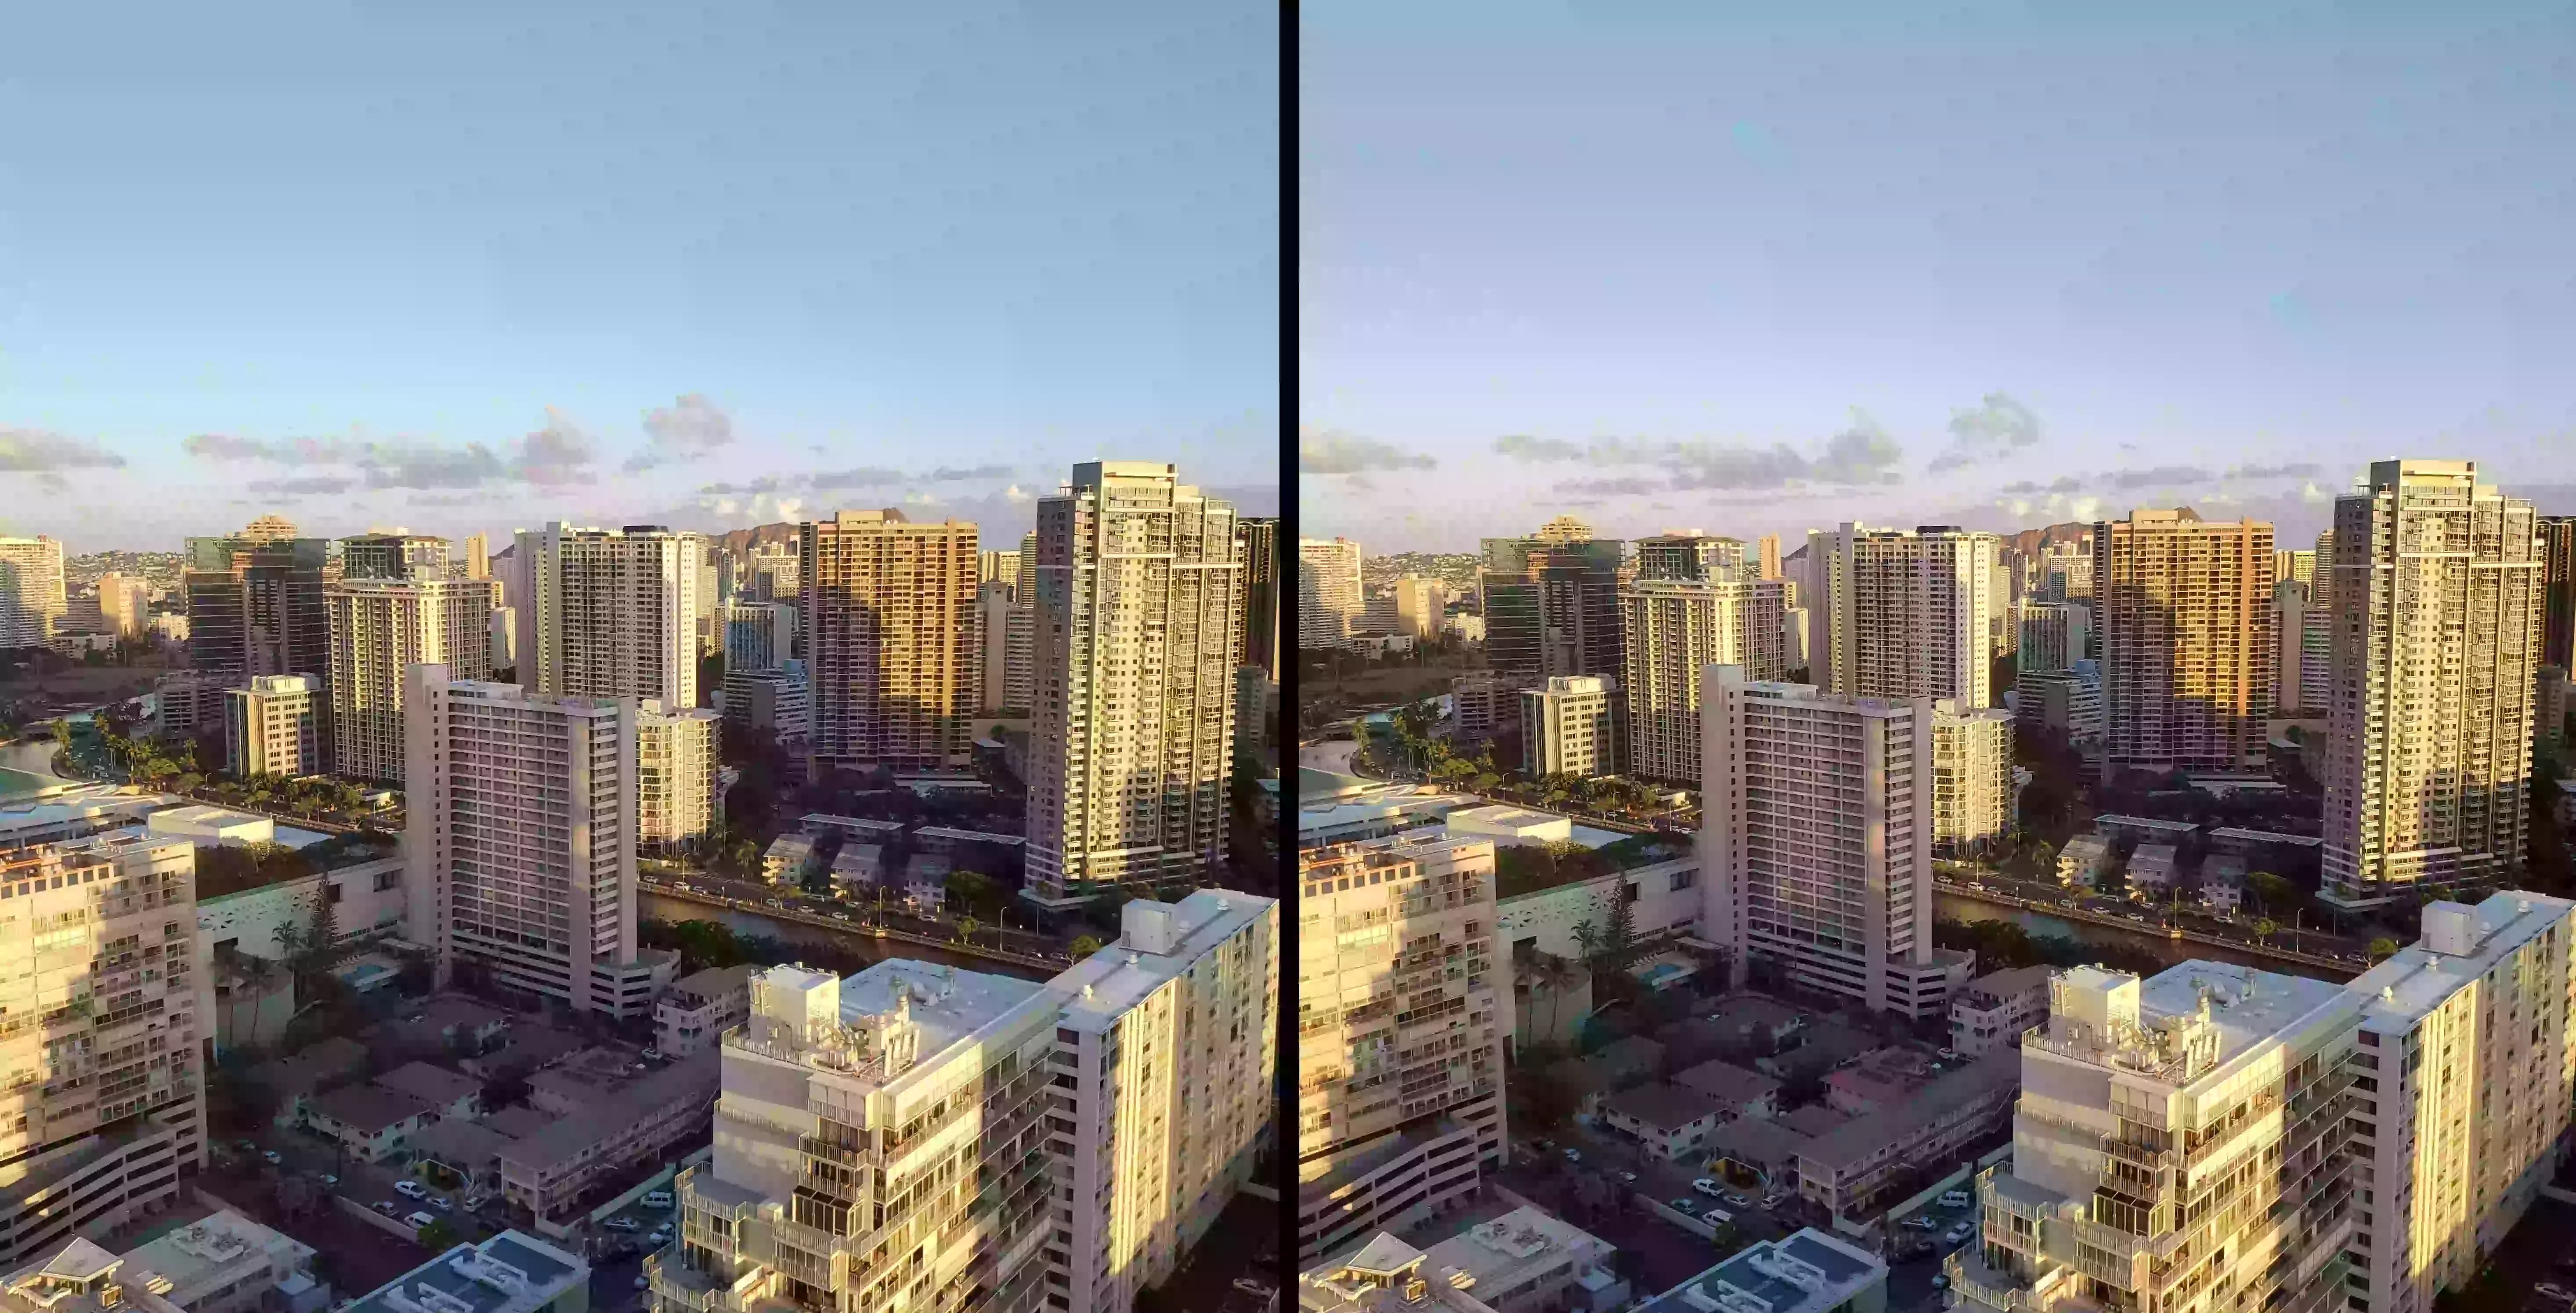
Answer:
xmin=489 ymin=604 xmax=517 ymax=674
xmin=1535 ymin=514 xmax=1592 ymax=543
xmin=649 ymin=891 xmax=1277 ymax=1313
xmin=224 ymin=674 xmax=321 ymax=778
xmin=721 ymin=660 xmax=810 ymax=741
xmin=94 ymin=571 xmax=150 ymax=641
xmin=513 ymin=522 xmax=704 ymax=711
xmin=1237 ymin=516 xmax=1281 ymax=680
xmin=401 ymin=665 xmax=672 ymax=1017
xmin=1946 ymin=962 xmax=2359 ymax=1313
xmin=1479 ymin=532 xmax=1623 ymax=681
xmin=1619 ymin=577 xmax=1788 ymax=784
xmin=695 ymin=540 xmax=724 ymax=657
xmin=466 ymin=532 xmax=490 ymax=580
xmin=2543 ymin=515 xmax=2576 ymax=673
xmin=0 ymin=536 xmax=68 ymax=648
xmin=1930 ymin=702 xmax=2014 ymax=857
xmin=1521 ymin=675 xmax=1618 ymax=778
xmin=636 ymin=699 xmax=720 ymax=857
xmin=1700 ymin=666 xmax=1972 ymax=1016
xmin=741 ymin=542 xmax=800 ymax=604
xmin=978 ymin=547 xmax=1021 ymax=586
xmin=0 ymin=831 xmax=205 ymax=1265
xmin=325 ymin=575 xmax=497 ymax=782
xmin=1757 ymin=533 xmax=1782 ymax=581
xmin=2344 ymin=893 xmax=2576 ymax=1313
xmin=2032 ymin=541 xmax=2093 ymax=605
xmin=2272 ymin=579 xmax=2319 ymax=714
xmin=977 ymin=579 xmax=1014 ymax=714
xmin=1005 ymin=529 xmax=1037 ymax=712
xmin=722 ymin=602 xmax=798 ymax=675
xmin=2322 ymin=460 xmax=2544 ymax=910
xmin=1298 ymin=536 xmax=1364 ymax=651
xmin=1634 ymin=531 xmax=1745 ymax=582
xmin=1391 ymin=576 xmax=1448 ymax=639
xmin=2274 ymin=547 xmax=2316 ymax=590
xmin=798 ymin=510 xmax=978 ymax=774
xmin=1806 ymin=523 xmax=2000 ymax=709
xmin=183 ymin=528 xmax=331 ymax=694
xmin=2092 ymin=510 xmax=2274 ymax=774
xmin=2013 ymin=659 xmax=2103 ymax=742
xmin=339 ymin=532 xmax=451 ymax=581
xmin=1026 ymin=463 xmax=1243 ymax=907
xmin=1296 ymin=835 xmax=1506 ymax=1265
xmin=2016 ymin=601 xmax=2090 ymax=675
xmin=240 ymin=514 xmax=297 ymax=544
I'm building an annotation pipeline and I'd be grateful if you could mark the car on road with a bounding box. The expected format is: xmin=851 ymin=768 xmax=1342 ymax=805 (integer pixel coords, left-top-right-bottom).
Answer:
xmin=406 ymin=1212 xmax=437 ymax=1230
xmin=1724 ymin=1191 xmax=1752 ymax=1207
xmin=464 ymin=1194 xmax=486 ymax=1210
xmin=397 ymin=1180 xmax=427 ymax=1199
xmin=641 ymin=1047 xmax=664 ymax=1061
xmin=1936 ymin=1049 xmax=1960 ymax=1063
xmin=1668 ymin=1198 xmax=1697 ymax=1215
xmin=1939 ymin=1189 xmax=1972 ymax=1208
xmin=1903 ymin=1215 xmax=1939 ymax=1231
xmin=1944 ymin=1224 xmax=1973 ymax=1246
xmin=374 ymin=1201 xmax=400 ymax=1216
xmin=430 ymin=1196 xmax=452 ymax=1212
xmin=1691 ymin=1178 xmax=1723 ymax=1197
xmin=643 ymin=1190 xmax=675 ymax=1208
xmin=605 ymin=1219 xmax=640 ymax=1232
xmin=319 ymin=1175 xmax=338 ymax=1186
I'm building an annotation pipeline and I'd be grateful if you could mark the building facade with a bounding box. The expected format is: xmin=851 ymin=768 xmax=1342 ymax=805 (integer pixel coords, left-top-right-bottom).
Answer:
xmin=1619 ymin=578 xmax=1787 ymax=785
xmin=1806 ymin=523 xmax=1999 ymax=709
xmin=636 ymin=700 xmax=721 ymax=856
xmin=1520 ymin=676 xmax=1618 ymax=779
xmin=723 ymin=602 xmax=798 ymax=675
xmin=224 ymin=674 xmax=321 ymax=778
xmin=1478 ymin=534 xmax=1623 ymax=683
xmin=325 ymin=575 xmax=497 ymax=782
xmin=1299 ymin=536 xmax=1364 ymax=651
xmin=1237 ymin=515 xmax=1281 ymax=680
xmin=1634 ymin=532 xmax=1745 ymax=582
xmin=799 ymin=510 xmax=979 ymax=774
xmin=2544 ymin=516 xmax=2576 ymax=675
xmin=183 ymin=530 xmax=331 ymax=690
xmin=2094 ymin=510 xmax=2275 ymax=774
xmin=1930 ymin=701 xmax=2014 ymax=856
xmin=2016 ymin=602 xmax=2089 ymax=675
xmin=0 ymin=536 xmax=66 ymax=649
xmin=513 ymin=522 xmax=704 ymax=711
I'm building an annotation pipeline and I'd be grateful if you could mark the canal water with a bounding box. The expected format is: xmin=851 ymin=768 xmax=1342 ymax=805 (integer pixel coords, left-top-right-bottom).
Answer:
xmin=1936 ymin=892 xmax=2359 ymax=985
xmin=637 ymin=891 xmax=1059 ymax=984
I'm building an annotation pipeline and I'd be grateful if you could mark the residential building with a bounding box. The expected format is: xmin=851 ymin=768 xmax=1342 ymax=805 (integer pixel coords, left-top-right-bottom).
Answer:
xmin=1619 ymin=577 xmax=1788 ymax=784
xmin=1700 ymin=666 xmax=1974 ymax=1017
xmin=1237 ymin=515 xmax=1281 ymax=680
xmin=653 ymin=963 xmax=759 ymax=1057
xmin=1411 ymin=1208 xmax=1629 ymax=1313
xmin=183 ymin=528 xmax=330 ymax=690
xmin=721 ymin=660 xmax=809 ymax=740
xmin=1389 ymin=576 xmax=1449 ymax=641
xmin=1600 ymin=1083 xmax=1730 ymax=1161
xmin=1300 ymin=536 xmax=1365 ymax=651
xmin=2093 ymin=510 xmax=2275 ymax=774
xmin=0 ymin=1241 xmax=186 ymax=1313
xmin=799 ymin=509 xmax=978 ymax=774
xmin=1451 ymin=674 xmax=1513 ymax=744
xmin=760 ymin=833 xmax=816 ymax=884
xmin=1948 ymin=963 xmax=2357 ymax=1313
xmin=2054 ymin=834 xmax=2109 ymax=887
xmin=2126 ymin=842 xmax=2179 ymax=894
xmin=0 ymin=831 xmax=206 ymax=1266
xmin=343 ymin=1232 xmax=587 ymax=1313
xmin=340 ymin=532 xmax=450 ymax=581
xmin=0 ymin=536 xmax=67 ymax=648
xmin=1025 ymin=463 xmax=1244 ymax=906
xmin=1634 ymin=531 xmax=1745 ymax=582
xmin=649 ymin=890 xmax=1277 ymax=1313
xmin=977 ymin=580 xmax=1013 ymax=713
xmin=1757 ymin=533 xmax=1782 ymax=580
xmin=224 ymin=674 xmax=321 ymax=778
xmin=1298 ymin=1235 xmax=1504 ymax=1313
xmin=1478 ymin=532 xmax=1622 ymax=682
xmin=1671 ymin=1058 xmax=1783 ymax=1121
xmin=1805 ymin=523 xmax=2000 ymax=708
xmin=513 ymin=521 xmax=703 ymax=710
xmin=1930 ymin=701 xmax=2013 ymax=856
xmin=1297 ymin=834 xmax=1507 ymax=1264
xmin=739 ymin=542 xmax=800 ymax=603
xmin=488 ymin=605 xmax=516 ymax=673
xmin=2016 ymin=602 xmax=2089 ymax=675
xmin=465 ymin=532 xmax=488 ymax=580
xmin=1947 ymin=964 xmax=2052 ymax=1057
xmin=1006 ymin=529 xmax=1037 ymax=711
xmin=2340 ymin=894 xmax=2576 ymax=1313
xmin=1633 ymin=1231 xmax=1886 ymax=1313
xmin=2322 ymin=460 xmax=2545 ymax=909
xmin=497 ymin=1051 xmax=718 ymax=1223
xmin=2032 ymin=541 xmax=2093 ymax=606
xmin=372 ymin=1062 xmax=484 ymax=1122
xmin=299 ymin=1085 xmax=437 ymax=1163
xmin=636 ymin=700 xmax=720 ymax=856
xmin=2543 ymin=663 xmax=2572 ymax=743
xmin=401 ymin=665 xmax=672 ymax=1018
xmin=1520 ymin=676 xmax=1618 ymax=778
xmin=117 ymin=1210 xmax=322 ymax=1313
xmin=723 ymin=602 xmax=797 ymax=674
xmin=95 ymin=572 xmax=150 ymax=641
xmin=2544 ymin=515 xmax=2576 ymax=673
xmin=325 ymin=574 xmax=497 ymax=782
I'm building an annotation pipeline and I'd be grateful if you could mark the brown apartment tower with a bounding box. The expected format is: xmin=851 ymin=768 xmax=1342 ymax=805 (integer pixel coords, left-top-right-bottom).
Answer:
xmin=2092 ymin=509 xmax=2275 ymax=774
xmin=798 ymin=509 xmax=979 ymax=775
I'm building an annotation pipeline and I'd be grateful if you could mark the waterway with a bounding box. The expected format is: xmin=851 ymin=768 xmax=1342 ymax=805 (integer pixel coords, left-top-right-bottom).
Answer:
xmin=1936 ymin=892 xmax=2359 ymax=985
xmin=0 ymin=740 xmax=71 ymax=798
xmin=636 ymin=891 xmax=1058 ymax=984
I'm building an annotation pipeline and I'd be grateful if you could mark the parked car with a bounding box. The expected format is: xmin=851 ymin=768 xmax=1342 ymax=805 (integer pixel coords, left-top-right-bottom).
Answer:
xmin=430 ymin=1196 xmax=453 ymax=1212
xmin=1904 ymin=1215 xmax=1939 ymax=1231
xmin=396 ymin=1180 xmax=426 ymax=1199
xmin=1936 ymin=1049 xmax=1960 ymax=1062
xmin=1691 ymin=1179 xmax=1723 ymax=1197
xmin=464 ymin=1194 xmax=486 ymax=1210
xmin=1944 ymin=1224 xmax=1973 ymax=1246
xmin=319 ymin=1175 xmax=338 ymax=1186
xmin=641 ymin=1048 xmax=665 ymax=1061
xmin=1669 ymin=1198 xmax=1697 ymax=1215
xmin=263 ymin=1150 xmax=282 ymax=1165
xmin=406 ymin=1212 xmax=437 ymax=1230
xmin=1939 ymin=1190 xmax=1973 ymax=1208
xmin=605 ymin=1218 xmax=640 ymax=1232
xmin=1561 ymin=1148 xmax=1581 ymax=1163
xmin=643 ymin=1190 xmax=675 ymax=1209
xmin=1615 ymin=1171 xmax=1637 ymax=1184
xmin=374 ymin=1201 xmax=400 ymax=1216
xmin=633 ymin=1278 xmax=650 ymax=1292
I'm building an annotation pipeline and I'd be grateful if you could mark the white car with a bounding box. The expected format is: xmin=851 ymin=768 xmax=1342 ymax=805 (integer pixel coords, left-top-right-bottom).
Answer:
xmin=396 ymin=1180 xmax=426 ymax=1199
xmin=604 ymin=1219 xmax=640 ymax=1232
xmin=430 ymin=1196 xmax=453 ymax=1212
xmin=406 ymin=1212 xmax=437 ymax=1230
xmin=1691 ymin=1178 xmax=1724 ymax=1197
xmin=1944 ymin=1224 xmax=1973 ymax=1245
xmin=1939 ymin=1190 xmax=1972 ymax=1208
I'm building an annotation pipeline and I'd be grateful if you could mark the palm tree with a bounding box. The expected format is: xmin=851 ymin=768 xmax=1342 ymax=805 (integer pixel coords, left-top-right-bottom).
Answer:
xmin=1570 ymin=920 xmax=1601 ymax=973
xmin=1532 ymin=953 xmax=1578 ymax=1042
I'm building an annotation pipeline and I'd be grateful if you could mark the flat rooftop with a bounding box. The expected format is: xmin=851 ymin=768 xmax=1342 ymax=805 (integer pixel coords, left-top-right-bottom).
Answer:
xmin=2094 ymin=814 xmax=2200 ymax=833
xmin=1055 ymin=889 xmax=1275 ymax=1033
xmin=840 ymin=959 xmax=1048 ymax=1056
xmin=2138 ymin=961 xmax=2352 ymax=1067
xmin=2352 ymin=892 xmax=2576 ymax=1022
xmin=1634 ymin=1229 xmax=1883 ymax=1313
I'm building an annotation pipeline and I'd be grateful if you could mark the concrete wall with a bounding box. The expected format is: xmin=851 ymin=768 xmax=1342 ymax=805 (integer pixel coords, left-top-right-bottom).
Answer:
xmin=1496 ymin=857 xmax=1700 ymax=962
xmin=198 ymin=858 xmax=407 ymax=962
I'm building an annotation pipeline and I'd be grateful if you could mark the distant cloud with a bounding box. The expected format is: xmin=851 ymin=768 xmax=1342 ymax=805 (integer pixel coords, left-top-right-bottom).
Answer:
xmin=2000 ymin=476 xmax=2084 ymax=495
xmin=2228 ymin=462 xmax=2320 ymax=479
xmin=1302 ymin=427 xmax=1437 ymax=474
xmin=699 ymin=477 xmax=786 ymax=496
xmin=625 ymin=393 xmax=735 ymax=472
xmin=0 ymin=427 xmax=126 ymax=473
xmin=184 ymin=411 xmax=598 ymax=490
xmin=246 ymin=476 xmax=358 ymax=495
xmin=2107 ymin=466 xmax=2217 ymax=490
xmin=1928 ymin=393 xmax=2043 ymax=473
xmin=1491 ymin=408 xmax=1902 ymax=490
xmin=1003 ymin=485 xmax=1033 ymax=503
xmin=408 ymin=493 xmax=480 ymax=507
xmin=926 ymin=464 xmax=1013 ymax=481
xmin=1563 ymin=477 xmax=1665 ymax=496
xmin=807 ymin=467 xmax=907 ymax=490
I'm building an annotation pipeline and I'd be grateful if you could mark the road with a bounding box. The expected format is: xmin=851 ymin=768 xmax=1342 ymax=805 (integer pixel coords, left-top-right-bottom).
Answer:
xmin=638 ymin=873 xmax=1071 ymax=972
xmin=1935 ymin=869 xmax=2370 ymax=975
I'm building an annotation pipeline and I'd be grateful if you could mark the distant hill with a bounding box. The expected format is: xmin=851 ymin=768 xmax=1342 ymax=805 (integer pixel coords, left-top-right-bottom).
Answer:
xmin=2007 ymin=507 xmax=2199 ymax=557
xmin=487 ymin=522 xmax=801 ymax=568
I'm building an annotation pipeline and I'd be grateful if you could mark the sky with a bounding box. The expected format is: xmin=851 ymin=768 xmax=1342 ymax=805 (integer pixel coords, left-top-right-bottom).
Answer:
xmin=0 ymin=4 xmax=1279 ymax=554
xmin=1298 ymin=2 xmax=2576 ymax=554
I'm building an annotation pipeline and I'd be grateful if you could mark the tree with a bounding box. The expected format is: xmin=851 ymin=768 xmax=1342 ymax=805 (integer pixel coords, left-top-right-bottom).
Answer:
xmin=2367 ymin=937 xmax=2399 ymax=962
xmin=2251 ymin=917 xmax=2279 ymax=947
xmin=944 ymin=869 xmax=997 ymax=916
xmin=416 ymin=1218 xmax=459 ymax=1252
xmin=2246 ymin=870 xmax=2294 ymax=915
xmin=955 ymin=915 xmax=980 ymax=944
xmin=1069 ymin=934 xmax=1104 ymax=958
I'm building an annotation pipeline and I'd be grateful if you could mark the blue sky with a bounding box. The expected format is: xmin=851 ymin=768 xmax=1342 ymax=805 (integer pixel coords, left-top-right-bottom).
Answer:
xmin=0 ymin=4 xmax=1278 ymax=553
xmin=1299 ymin=2 xmax=2576 ymax=553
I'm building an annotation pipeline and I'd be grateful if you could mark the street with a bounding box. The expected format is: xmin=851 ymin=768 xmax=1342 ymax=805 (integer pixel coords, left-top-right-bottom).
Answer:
xmin=1936 ymin=866 xmax=2374 ymax=969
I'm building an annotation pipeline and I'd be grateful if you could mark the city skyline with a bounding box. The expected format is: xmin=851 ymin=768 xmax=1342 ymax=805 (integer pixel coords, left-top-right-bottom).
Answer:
xmin=1299 ymin=4 xmax=2576 ymax=553
xmin=0 ymin=5 xmax=1280 ymax=552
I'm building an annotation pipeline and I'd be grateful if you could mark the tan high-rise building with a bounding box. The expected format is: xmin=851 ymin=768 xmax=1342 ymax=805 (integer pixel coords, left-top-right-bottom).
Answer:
xmin=1930 ymin=701 xmax=2014 ymax=856
xmin=2093 ymin=510 xmax=2275 ymax=774
xmin=94 ymin=571 xmax=150 ymax=640
xmin=239 ymin=514 xmax=297 ymax=544
xmin=1296 ymin=834 xmax=1507 ymax=1265
xmin=465 ymin=532 xmax=489 ymax=580
xmin=2322 ymin=460 xmax=2544 ymax=909
xmin=402 ymin=665 xmax=672 ymax=1018
xmin=514 ymin=522 xmax=703 ymax=711
xmin=1534 ymin=514 xmax=1591 ymax=543
xmin=636 ymin=699 xmax=720 ymax=857
xmin=1520 ymin=675 xmax=1617 ymax=778
xmin=2016 ymin=601 xmax=2089 ymax=675
xmin=798 ymin=510 xmax=978 ymax=774
xmin=1757 ymin=533 xmax=1781 ymax=581
xmin=224 ymin=674 xmax=321 ymax=778
xmin=1806 ymin=523 xmax=2000 ymax=709
xmin=325 ymin=575 xmax=496 ymax=782
xmin=978 ymin=547 xmax=1020 ymax=586
xmin=1391 ymin=576 xmax=1448 ymax=639
xmin=1619 ymin=577 xmax=1787 ymax=784
xmin=0 ymin=831 xmax=205 ymax=1265
xmin=1026 ymin=464 xmax=1243 ymax=907
xmin=0 ymin=536 xmax=66 ymax=649
xmin=1005 ymin=529 xmax=1038 ymax=712
xmin=2275 ymin=547 xmax=2316 ymax=590
xmin=1298 ymin=537 xmax=1364 ymax=651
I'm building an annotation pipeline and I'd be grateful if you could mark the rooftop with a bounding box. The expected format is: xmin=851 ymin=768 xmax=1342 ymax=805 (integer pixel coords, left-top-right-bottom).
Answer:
xmin=1601 ymin=1082 xmax=1727 ymax=1132
xmin=408 ymin=1117 xmax=521 ymax=1169
xmin=344 ymin=1233 xmax=584 ymax=1313
xmin=1706 ymin=1116 xmax=1817 ymax=1168
xmin=1672 ymin=1059 xmax=1783 ymax=1106
xmin=1634 ymin=1229 xmax=1884 ymax=1313
xmin=1958 ymin=965 xmax=2056 ymax=1007
xmin=1052 ymin=890 xmax=1275 ymax=1034
xmin=2351 ymin=892 xmax=2576 ymax=1024
xmin=119 ymin=1211 xmax=311 ymax=1298
xmin=2093 ymin=814 xmax=2200 ymax=834
xmin=2033 ymin=961 xmax=2356 ymax=1087
xmin=305 ymin=1084 xmax=436 ymax=1136
xmin=2206 ymin=826 xmax=2326 ymax=847
xmin=373 ymin=1062 xmax=484 ymax=1107
xmin=1416 ymin=1207 xmax=1612 ymax=1297
xmin=503 ymin=1051 xmax=719 ymax=1171
xmin=666 ymin=963 xmax=759 ymax=1007
xmin=840 ymin=959 xmax=1048 ymax=1055
xmin=1802 ymin=1053 xmax=2021 ymax=1170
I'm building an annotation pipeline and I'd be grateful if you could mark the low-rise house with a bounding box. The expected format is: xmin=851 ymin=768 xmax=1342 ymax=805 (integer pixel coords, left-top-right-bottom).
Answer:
xmin=1824 ymin=1049 xmax=1932 ymax=1116
xmin=1416 ymin=1208 xmax=1629 ymax=1313
xmin=300 ymin=1084 xmax=438 ymax=1163
xmin=387 ymin=995 xmax=513 ymax=1058
xmin=1793 ymin=1053 xmax=2021 ymax=1222
xmin=2127 ymin=842 xmax=2179 ymax=895
xmin=1947 ymin=965 xmax=2054 ymax=1057
xmin=498 ymin=1050 xmax=720 ymax=1223
xmin=1755 ymin=1017 xmax=1877 ymax=1082
xmin=0 ymin=1239 xmax=187 ymax=1313
xmin=117 ymin=1211 xmax=324 ymax=1313
xmin=1701 ymin=996 xmax=1807 ymax=1053
xmin=2056 ymin=834 xmax=2110 ymax=888
xmin=827 ymin=844 xmax=882 ymax=890
xmin=2198 ymin=853 xmax=2247 ymax=916
xmin=1670 ymin=1059 xmax=1783 ymax=1122
xmin=655 ymin=963 xmax=759 ymax=1057
xmin=761 ymin=834 xmax=816 ymax=885
xmin=1598 ymin=1083 xmax=1729 ymax=1161
xmin=1701 ymin=1118 xmax=1815 ymax=1190
xmin=408 ymin=1117 xmax=521 ymax=1196
xmin=371 ymin=1062 xmax=484 ymax=1122
xmin=249 ymin=1036 xmax=369 ymax=1129
xmin=1546 ymin=1036 xmax=1664 ymax=1118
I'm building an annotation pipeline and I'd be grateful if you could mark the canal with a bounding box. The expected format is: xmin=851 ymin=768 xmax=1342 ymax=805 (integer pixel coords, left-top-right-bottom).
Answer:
xmin=1936 ymin=892 xmax=2360 ymax=985
xmin=637 ymin=892 xmax=1059 ymax=984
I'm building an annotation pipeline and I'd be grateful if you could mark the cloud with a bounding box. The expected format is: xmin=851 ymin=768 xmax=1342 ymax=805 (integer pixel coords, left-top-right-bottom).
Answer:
xmin=1564 ymin=477 xmax=1666 ymax=496
xmin=184 ymin=412 xmax=597 ymax=490
xmin=1 ymin=428 xmax=126 ymax=473
xmin=926 ymin=464 xmax=1013 ymax=481
xmin=624 ymin=394 xmax=736 ymax=472
xmin=408 ymin=493 xmax=481 ymax=507
xmin=246 ymin=477 xmax=359 ymax=495
xmin=1003 ymin=485 xmax=1033 ymax=503
xmin=2228 ymin=462 xmax=2321 ymax=479
xmin=1488 ymin=409 xmax=1903 ymax=490
xmin=1928 ymin=393 xmax=2044 ymax=472
xmin=700 ymin=477 xmax=786 ymax=496
xmin=2107 ymin=465 xmax=2217 ymax=490
xmin=808 ymin=467 xmax=906 ymax=490
xmin=513 ymin=410 xmax=597 ymax=485
xmin=1999 ymin=476 xmax=2085 ymax=495
xmin=1302 ymin=427 xmax=1437 ymax=474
